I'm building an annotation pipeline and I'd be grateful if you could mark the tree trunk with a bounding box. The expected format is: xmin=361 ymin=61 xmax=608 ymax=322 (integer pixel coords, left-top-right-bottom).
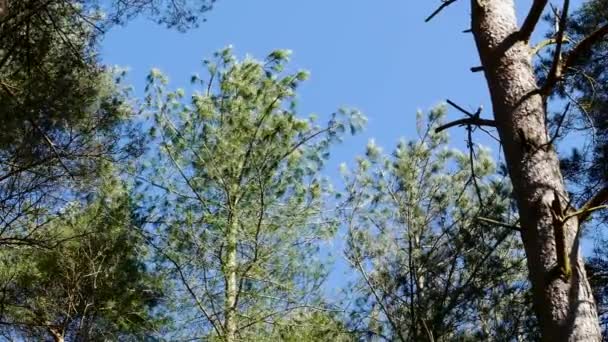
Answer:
xmin=470 ymin=0 xmax=601 ymax=340
xmin=224 ymin=212 xmax=238 ymax=342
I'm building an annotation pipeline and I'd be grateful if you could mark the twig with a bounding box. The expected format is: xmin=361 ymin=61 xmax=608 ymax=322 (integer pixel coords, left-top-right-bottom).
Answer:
xmin=347 ymin=254 xmax=406 ymax=342
xmin=531 ymin=37 xmax=571 ymax=56
xmin=436 ymin=100 xmax=495 ymax=133
xmin=446 ymin=99 xmax=475 ymax=117
xmin=477 ymin=217 xmax=521 ymax=232
xmin=467 ymin=124 xmax=484 ymax=205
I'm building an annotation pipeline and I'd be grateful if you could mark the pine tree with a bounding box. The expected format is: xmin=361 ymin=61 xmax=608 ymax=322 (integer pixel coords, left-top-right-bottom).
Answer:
xmin=137 ymin=47 xmax=365 ymax=341
xmin=0 ymin=170 xmax=164 ymax=341
xmin=341 ymin=108 xmax=534 ymax=341
xmin=0 ymin=0 xmax=137 ymax=249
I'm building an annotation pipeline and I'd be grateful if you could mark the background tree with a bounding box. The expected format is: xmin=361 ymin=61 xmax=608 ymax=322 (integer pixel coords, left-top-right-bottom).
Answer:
xmin=0 ymin=0 xmax=139 ymax=250
xmin=0 ymin=170 xmax=164 ymax=342
xmin=341 ymin=108 xmax=535 ymax=341
xmin=137 ymin=48 xmax=365 ymax=341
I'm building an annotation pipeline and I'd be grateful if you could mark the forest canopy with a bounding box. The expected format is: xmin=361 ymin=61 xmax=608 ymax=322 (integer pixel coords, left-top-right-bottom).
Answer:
xmin=0 ymin=0 xmax=607 ymax=341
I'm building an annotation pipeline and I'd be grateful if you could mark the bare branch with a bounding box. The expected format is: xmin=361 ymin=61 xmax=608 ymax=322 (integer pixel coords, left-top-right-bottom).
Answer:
xmin=531 ymin=37 xmax=572 ymax=56
xmin=541 ymin=0 xmax=570 ymax=95
xmin=446 ymin=99 xmax=475 ymax=117
xmin=477 ymin=217 xmax=521 ymax=232
xmin=519 ymin=0 xmax=549 ymax=42
xmin=29 ymin=120 xmax=75 ymax=180
xmin=346 ymin=254 xmax=406 ymax=342
xmin=467 ymin=125 xmax=484 ymax=205
xmin=435 ymin=117 xmax=496 ymax=133
xmin=425 ymin=0 xmax=458 ymax=23
xmin=542 ymin=22 xmax=608 ymax=95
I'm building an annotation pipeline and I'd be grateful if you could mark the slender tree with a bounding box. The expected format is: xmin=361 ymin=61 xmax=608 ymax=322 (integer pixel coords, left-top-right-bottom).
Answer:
xmin=138 ymin=47 xmax=365 ymax=341
xmin=342 ymin=108 xmax=534 ymax=341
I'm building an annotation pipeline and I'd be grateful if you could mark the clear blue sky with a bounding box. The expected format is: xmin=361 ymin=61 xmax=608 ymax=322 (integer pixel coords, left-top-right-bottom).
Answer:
xmin=101 ymin=0 xmax=589 ymax=295
xmin=101 ymin=1 xmax=503 ymax=151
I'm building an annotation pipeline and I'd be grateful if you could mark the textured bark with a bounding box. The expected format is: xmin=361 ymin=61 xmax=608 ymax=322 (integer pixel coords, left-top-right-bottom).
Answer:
xmin=224 ymin=212 xmax=238 ymax=342
xmin=470 ymin=0 xmax=601 ymax=340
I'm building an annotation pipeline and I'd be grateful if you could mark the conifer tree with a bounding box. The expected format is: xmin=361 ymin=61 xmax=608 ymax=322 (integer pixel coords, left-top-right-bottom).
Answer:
xmin=138 ymin=47 xmax=365 ymax=341
xmin=342 ymin=108 xmax=534 ymax=341
xmin=0 ymin=171 xmax=164 ymax=342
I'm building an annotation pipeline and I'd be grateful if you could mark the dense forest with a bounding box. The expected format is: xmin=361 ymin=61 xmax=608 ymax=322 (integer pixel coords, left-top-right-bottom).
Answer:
xmin=0 ymin=0 xmax=607 ymax=341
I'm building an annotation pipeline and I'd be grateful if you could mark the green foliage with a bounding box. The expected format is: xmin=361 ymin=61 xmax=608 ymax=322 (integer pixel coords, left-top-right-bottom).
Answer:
xmin=0 ymin=0 xmax=139 ymax=249
xmin=539 ymin=0 xmax=608 ymax=205
xmin=138 ymin=47 xmax=364 ymax=339
xmin=341 ymin=107 xmax=536 ymax=341
xmin=248 ymin=310 xmax=355 ymax=342
xmin=0 ymin=171 xmax=164 ymax=341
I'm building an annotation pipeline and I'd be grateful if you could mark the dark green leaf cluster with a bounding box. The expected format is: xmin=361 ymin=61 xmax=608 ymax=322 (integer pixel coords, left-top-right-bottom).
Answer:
xmin=0 ymin=0 xmax=140 ymax=250
xmin=0 ymin=172 xmax=165 ymax=341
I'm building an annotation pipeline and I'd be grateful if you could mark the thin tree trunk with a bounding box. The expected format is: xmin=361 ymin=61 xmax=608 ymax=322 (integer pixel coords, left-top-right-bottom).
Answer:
xmin=224 ymin=212 xmax=238 ymax=342
xmin=470 ymin=0 xmax=600 ymax=340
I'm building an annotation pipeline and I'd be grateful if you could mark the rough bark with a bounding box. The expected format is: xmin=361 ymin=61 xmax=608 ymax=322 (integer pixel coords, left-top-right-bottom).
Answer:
xmin=470 ymin=0 xmax=601 ymax=340
xmin=224 ymin=211 xmax=238 ymax=342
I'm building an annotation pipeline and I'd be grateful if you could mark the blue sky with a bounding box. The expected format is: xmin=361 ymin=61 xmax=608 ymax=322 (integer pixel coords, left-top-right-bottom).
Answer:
xmin=102 ymin=1 xmax=498 ymax=151
xmin=101 ymin=0 xmax=589 ymax=295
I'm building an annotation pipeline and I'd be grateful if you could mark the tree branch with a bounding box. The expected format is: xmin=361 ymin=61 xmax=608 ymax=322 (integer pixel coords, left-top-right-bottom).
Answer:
xmin=477 ymin=217 xmax=521 ymax=232
xmin=564 ymin=23 xmax=608 ymax=72
xmin=519 ymin=0 xmax=549 ymax=42
xmin=541 ymin=0 xmax=569 ymax=95
xmin=435 ymin=117 xmax=496 ymax=133
xmin=577 ymin=186 xmax=608 ymax=223
xmin=425 ymin=0 xmax=458 ymax=23
xmin=545 ymin=102 xmax=570 ymax=148
xmin=29 ymin=119 xmax=75 ymax=180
